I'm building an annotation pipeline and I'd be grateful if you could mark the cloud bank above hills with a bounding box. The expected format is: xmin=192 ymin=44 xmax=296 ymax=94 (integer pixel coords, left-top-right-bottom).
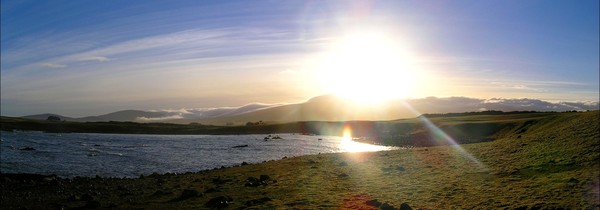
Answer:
xmin=21 ymin=95 xmax=598 ymax=124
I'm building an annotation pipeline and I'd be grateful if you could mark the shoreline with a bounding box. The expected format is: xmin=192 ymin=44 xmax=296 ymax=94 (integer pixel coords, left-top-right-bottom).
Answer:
xmin=1 ymin=111 xmax=597 ymax=209
xmin=2 ymin=146 xmax=598 ymax=209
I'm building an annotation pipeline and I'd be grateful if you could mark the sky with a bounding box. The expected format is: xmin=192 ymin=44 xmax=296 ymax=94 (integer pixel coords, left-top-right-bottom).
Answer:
xmin=1 ymin=0 xmax=599 ymax=117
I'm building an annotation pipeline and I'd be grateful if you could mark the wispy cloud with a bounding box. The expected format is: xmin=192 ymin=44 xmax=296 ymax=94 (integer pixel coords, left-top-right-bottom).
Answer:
xmin=408 ymin=97 xmax=599 ymax=114
xmin=136 ymin=115 xmax=184 ymax=122
xmin=79 ymin=56 xmax=110 ymax=62
xmin=40 ymin=63 xmax=67 ymax=68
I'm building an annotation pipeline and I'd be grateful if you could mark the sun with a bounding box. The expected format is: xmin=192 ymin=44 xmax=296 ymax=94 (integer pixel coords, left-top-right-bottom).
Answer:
xmin=316 ymin=30 xmax=417 ymax=104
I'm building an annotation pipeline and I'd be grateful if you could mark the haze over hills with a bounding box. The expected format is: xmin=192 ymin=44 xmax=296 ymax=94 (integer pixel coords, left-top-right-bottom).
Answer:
xmin=21 ymin=95 xmax=599 ymax=125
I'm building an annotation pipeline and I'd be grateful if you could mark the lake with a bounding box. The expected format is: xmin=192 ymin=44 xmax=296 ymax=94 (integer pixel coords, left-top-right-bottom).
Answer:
xmin=0 ymin=131 xmax=395 ymax=178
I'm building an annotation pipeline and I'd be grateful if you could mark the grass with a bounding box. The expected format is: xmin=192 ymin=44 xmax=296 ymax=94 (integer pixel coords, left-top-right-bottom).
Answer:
xmin=1 ymin=111 xmax=598 ymax=209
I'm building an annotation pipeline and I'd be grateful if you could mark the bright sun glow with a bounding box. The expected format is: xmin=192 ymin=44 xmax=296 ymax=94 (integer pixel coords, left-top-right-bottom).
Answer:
xmin=317 ymin=30 xmax=419 ymax=104
xmin=340 ymin=126 xmax=391 ymax=152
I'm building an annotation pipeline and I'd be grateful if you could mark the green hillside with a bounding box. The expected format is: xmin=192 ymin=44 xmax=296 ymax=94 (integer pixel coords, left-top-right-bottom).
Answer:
xmin=1 ymin=111 xmax=598 ymax=209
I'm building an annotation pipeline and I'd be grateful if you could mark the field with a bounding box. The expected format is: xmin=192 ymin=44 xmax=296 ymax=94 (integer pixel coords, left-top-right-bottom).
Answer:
xmin=1 ymin=111 xmax=598 ymax=209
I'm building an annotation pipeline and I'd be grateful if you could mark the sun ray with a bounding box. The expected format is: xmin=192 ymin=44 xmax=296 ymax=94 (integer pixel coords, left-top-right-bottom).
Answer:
xmin=316 ymin=29 xmax=420 ymax=104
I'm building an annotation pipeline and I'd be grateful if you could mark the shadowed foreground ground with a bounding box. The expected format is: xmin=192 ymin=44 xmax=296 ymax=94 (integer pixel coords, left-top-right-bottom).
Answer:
xmin=1 ymin=112 xmax=598 ymax=209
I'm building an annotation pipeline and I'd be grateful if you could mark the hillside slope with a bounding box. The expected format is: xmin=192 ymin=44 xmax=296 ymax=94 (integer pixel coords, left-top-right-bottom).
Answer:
xmin=1 ymin=111 xmax=598 ymax=209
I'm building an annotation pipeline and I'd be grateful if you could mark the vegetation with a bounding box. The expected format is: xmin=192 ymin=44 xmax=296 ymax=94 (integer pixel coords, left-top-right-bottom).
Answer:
xmin=1 ymin=111 xmax=598 ymax=209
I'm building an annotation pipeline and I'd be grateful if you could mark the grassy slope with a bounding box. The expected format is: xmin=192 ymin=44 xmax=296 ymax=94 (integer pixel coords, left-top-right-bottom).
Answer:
xmin=1 ymin=112 xmax=598 ymax=209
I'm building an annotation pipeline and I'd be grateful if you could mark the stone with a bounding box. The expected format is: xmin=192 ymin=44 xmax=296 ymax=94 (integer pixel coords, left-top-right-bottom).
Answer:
xmin=152 ymin=190 xmax=172 ymax=196
xmin=245 ymin=197 xmax=272 ymax=206
xmin=259 ymin=175 xmax=270 ymax=182
xmin=177 ymin=189 xmax=201 ymax=200
xmin=84 ymin=200 xmax=101 ymax=209
xmin=399 ymin=202 xmax=412 ymax=210
xmin=204 ymin=188 xmax=221 ymax=193
xmin=380 ymin=202 xmax=396 ymax=210
xmin=245 ymin=176 xmax=265 ymax=187
xmin=365 ymin=199 xmax=382 ymax=207
xmin=205 ymin=195 xmax=233 ymax=209
xmin=81 ymin=193 xmax=94 ymax=201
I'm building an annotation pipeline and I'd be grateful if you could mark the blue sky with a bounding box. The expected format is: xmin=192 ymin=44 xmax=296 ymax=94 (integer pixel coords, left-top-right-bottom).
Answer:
xmin=1 ymin=0 xmax=598 ymax=117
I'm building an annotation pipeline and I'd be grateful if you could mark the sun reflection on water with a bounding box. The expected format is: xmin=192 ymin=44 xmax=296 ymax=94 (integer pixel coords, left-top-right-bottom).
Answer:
xmin=339 ymin=126 xmax=392 ymax=152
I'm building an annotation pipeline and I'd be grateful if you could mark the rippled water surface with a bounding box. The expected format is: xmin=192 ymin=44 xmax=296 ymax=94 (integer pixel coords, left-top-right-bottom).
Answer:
xmin=0 ymin=131 xmax=394 ymax=178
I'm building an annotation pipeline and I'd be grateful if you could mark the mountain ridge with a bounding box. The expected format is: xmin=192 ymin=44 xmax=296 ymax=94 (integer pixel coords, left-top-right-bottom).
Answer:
xmin=20 ymin=95 xmax=599 ymax=125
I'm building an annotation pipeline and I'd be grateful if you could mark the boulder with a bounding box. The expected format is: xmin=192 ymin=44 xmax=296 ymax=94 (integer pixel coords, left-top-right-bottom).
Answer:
xmin=399 ymin=202 xmax=412 ymax=210
xmin=245 ymin=175 xmax=272 ymax=187
xmin=245 ymin=197 xmax=272 ymax=206
xmin=176 ymin=189 xmax=201 ymax=200
xmin=84 ymin=200 xmax=101 ymax=208
xmin=205 ymin=195 xmax=233 ymax=209
xmin=365 ymin=199 xmax=382 ymax=207
xmin=380 ymin=202 xmax=396 ymax=210
xmin=259 ymin=175 xmax=270 ymax=182
xmin=204 ymin=188 xmax=221 ymax=193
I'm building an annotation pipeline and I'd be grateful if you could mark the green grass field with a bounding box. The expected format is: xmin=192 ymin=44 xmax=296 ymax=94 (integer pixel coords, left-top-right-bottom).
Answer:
xmin=1 ymin=111 xmax=598 ymax=209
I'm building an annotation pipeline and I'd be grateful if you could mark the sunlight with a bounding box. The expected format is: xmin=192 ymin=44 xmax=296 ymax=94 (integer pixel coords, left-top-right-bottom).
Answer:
xmin=339 ymin=126 xmax=391 ymax=152
xmin=399 ymin=101 xmax=486 ymax=168
xmin=317 ymin=29 xmax=419 ymax=104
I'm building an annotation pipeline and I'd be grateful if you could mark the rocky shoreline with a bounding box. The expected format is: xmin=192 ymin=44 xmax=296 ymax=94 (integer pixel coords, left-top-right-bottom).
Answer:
xmin=2 ymin=145 xmax=598 ymax=209
xmin=2 ymin=112 xmax=598 ymax=209
xmin=1 ymin=152 xmax=418 ymax=210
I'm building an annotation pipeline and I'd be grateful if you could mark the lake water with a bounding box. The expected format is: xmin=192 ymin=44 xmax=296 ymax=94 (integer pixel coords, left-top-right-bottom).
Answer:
xmin=0 ymin=131 xmax=395 ymax=178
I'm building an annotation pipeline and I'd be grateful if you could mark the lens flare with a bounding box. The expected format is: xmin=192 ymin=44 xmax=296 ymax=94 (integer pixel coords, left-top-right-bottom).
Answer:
xmin=399 ymin=101 xmax=486 ymax=168
xmin=339 ymin=126 xmax=391 ymax=153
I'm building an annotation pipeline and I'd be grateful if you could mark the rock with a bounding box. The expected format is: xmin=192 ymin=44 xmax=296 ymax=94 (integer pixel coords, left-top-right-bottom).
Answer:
xmin=232 ymin=144 xmax=248 ymax=148
xmin=84 ymin=200 xmax=101 ymax=208
xmin=245 ymin=177 xmax=259 ymax=187
xmin=68 ymin=195 xmax=81 ymax=201
xmin=205 ymin=195 xmax=233 ymax=209
xmin=241 ymin=162 xmax=249 ymax=166
xmin=245 ymin=197 xmax=272 ymax=206
xmin=204 ymin=188 xmax=221 ymax=193
xmin=177 ymin=189 xmax=201 ymax=200
xmin=259 ymin=175 xmax=270 ymax=182
xmin=380 ymin=202 xmax=396 ymax=210
xmin=152 ymin=190 xmax=172 ymax=196
xmin=399 ymin=202 xmax=412 ymax=210
xmin=366 ymin=199 xmax=382 ymax=207
xmin=245 ymin=176 xmax=264 ymax=187
xmin=81 ymin=193 xmax=94 ymax=201
xmin=529 ymin=204 xmax=543 ymax=210
xmin=19 ymin=147 xmax=36 ymax=151
xmin=245 ymin=175 xmax=271 ymax=187
xmin=212 ymin=177 xmax=231 ymax=185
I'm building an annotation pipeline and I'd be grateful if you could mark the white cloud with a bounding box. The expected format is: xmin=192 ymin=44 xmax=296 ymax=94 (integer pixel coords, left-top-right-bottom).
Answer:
xmin=40 ymin=63 xmax=67 ymax=68
xmin=79 ymin=56 xmax=110 ymax=62
xmin=136 ymin=115 xmax=184 ymax=121
xmin=407 ymin=97 xmax=599 ymax=113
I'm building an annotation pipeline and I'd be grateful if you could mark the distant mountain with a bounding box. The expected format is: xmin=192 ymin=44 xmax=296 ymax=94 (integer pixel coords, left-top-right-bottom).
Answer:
xmin=21 ymin=113 xmax=76 ymax=121
xmin=20 ymin=95 xmax=599 ymax=124
xmin=21 ymin=103 xmax=279 ymax=123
